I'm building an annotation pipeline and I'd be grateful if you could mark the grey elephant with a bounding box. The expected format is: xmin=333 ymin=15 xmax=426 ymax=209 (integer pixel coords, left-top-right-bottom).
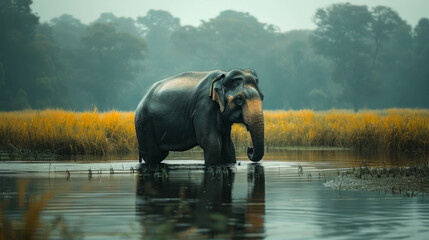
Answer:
xmin=135 ymin=69 xmax=264 ymax=165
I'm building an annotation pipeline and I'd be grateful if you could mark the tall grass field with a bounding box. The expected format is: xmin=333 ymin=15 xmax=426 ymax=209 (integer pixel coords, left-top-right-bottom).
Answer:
xmin=0 ymin=109 xmax=428 ymax=156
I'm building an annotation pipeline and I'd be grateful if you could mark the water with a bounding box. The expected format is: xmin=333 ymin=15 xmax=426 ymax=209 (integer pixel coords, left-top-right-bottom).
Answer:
xmin=0 ymin=150 xmax=428 ymax=239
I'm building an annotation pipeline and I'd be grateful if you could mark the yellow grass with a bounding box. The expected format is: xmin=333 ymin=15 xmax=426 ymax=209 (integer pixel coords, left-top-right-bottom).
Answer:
xmin=0 ymin=108 xmax=428 ymax=155
xmin=233 ymin=108 xmax=429 ymax=152
xmin=258 ymin=109 xmax=429 ymax=152
xmin=0 ymin=109 xmax=136 ymax=155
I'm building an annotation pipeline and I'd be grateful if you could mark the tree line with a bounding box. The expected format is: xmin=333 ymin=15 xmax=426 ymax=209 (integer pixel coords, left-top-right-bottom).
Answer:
xmin=1 ymin=0 xmax=428 ymax=111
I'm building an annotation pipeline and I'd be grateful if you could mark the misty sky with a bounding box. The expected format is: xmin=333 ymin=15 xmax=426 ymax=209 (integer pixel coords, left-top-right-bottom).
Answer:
xmin=32 ymin=0 xmax=428 ymax=31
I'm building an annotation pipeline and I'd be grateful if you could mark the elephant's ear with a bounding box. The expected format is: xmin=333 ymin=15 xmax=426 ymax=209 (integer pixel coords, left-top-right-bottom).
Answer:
xmin=209 ymin=73 xmax=226 ymax=112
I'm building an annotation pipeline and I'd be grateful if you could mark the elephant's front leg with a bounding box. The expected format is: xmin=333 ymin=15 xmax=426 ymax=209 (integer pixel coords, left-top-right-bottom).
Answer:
xmin=201 ymin=137 xmax=223 ymax=165
xmin=194 ymin=114 xmax=227 ymax=165
xmin=221 ymin=133 xmax=236 ymax=164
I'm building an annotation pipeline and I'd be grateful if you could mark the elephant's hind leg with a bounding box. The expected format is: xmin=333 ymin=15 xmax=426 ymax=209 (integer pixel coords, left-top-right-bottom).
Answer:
xmin=136 ymin=119 xmax=168 ymax=164
xmin=143 ymin=148 xmax=169 ymax=165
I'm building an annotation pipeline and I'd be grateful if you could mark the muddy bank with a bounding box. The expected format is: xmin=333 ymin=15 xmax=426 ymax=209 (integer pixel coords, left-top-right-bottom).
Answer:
xmin=325 ymin=165 xmax=429 ymax=196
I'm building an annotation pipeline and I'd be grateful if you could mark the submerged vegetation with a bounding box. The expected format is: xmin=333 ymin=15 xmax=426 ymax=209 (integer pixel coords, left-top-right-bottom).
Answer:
xmin=0 ymin=109 xmax=428 ymax=156
xmin=325 ymin=164 xmax=429 ymax=196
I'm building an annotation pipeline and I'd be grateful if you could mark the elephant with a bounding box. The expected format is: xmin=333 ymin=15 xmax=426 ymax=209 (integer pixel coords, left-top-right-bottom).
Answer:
xmin=134 ymin=69 xmax=264 ymax=165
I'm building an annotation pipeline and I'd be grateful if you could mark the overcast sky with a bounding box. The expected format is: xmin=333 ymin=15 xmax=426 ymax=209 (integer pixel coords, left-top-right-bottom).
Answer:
xmin=32 ymin=0 xmax=429 ymax=32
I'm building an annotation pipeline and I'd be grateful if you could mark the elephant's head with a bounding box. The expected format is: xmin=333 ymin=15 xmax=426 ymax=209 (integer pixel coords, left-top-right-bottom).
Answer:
xmin=209 ymin=69 xmax=264 ymax=162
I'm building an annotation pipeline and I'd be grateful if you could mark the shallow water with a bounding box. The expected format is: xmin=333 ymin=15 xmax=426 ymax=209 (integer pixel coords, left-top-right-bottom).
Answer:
xmin=0 ymin=150 xmax=428 ymax=239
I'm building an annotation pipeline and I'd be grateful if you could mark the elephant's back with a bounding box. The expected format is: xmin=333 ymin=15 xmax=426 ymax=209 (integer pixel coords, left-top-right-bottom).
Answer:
xmin=139 ymin=71 xmax=212 ymax=117
xmin=138 ymin=70 xmax=219 ymax=116
xmin=155 ymin=71 xmax=211 ymax=92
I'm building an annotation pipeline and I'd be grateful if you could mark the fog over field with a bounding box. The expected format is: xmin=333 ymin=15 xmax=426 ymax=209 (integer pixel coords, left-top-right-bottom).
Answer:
xmin=1 ymin=0 xmax=428 ymax=110
xmin=32 ymin=0 xmax=428 ymax=32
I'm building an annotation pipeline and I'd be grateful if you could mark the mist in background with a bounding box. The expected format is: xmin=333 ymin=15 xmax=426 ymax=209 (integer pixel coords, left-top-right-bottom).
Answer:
xmin=1 ymin=0 xmax=428 ymax=111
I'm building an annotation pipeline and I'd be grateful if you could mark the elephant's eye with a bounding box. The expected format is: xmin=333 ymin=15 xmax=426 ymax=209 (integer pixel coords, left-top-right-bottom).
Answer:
xmin=235 ymin=97 xmax=244 ymax=106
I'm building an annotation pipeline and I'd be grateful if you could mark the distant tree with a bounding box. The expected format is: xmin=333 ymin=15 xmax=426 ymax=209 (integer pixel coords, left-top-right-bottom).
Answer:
xmin=409 ymin=18 xmax=429 ymax=107
xmin=137 ymin=9 xmax=180 ymax=57
xmin=311 ymin=3 xmax=418 ymax=110
xmin=73 ymin=23 xmax=146 ymax=109
xmin=50 ymin=14 xmax=86 ymax=48
xmin=370 ymin=6 xmax=413 ymax=108
xmin=30 ymin=23 xmax=71 ymax=108
xmin=172 ymin=10 xmax=274 ymax=70
xmin=136 ymin=9 xmax=180 ymax=78
xmin=0 ymin=0 xmax=44 ymax=109
xmin=122 ymin=9 xmax=184 ymax=110
xmin=371 ymin=6 xmax=410 ymax=65
xmin=311 ymin=3 xmax=376 ymax=110
xmin=414 ymin=18 xmax=429 ymax=51
xmin=95 ymin=13 xmax=140 ymax=37
xmin=138 ymin=10 xmax=180 ymax=37
xmin=262 ymin=31 xmax=333 ymax=109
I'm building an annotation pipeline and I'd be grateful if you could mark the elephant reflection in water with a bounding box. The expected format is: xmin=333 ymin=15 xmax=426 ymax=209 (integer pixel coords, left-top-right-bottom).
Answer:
xmin=136 ymin=164 xmax=265 ymax=239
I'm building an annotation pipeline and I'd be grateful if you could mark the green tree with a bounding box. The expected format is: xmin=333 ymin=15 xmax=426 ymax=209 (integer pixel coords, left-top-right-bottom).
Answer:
xmin=50 ymin=14 xmax=86 ymax=48
xmin=311 ymin=3 xmax=416 ymax=110
xmin=261 ymin=30 xmax=333 ymax=109
xmin=370 ymin=6 xmax=413 ymax=108
xmin=409 ymin=18 xmax=429 ymax=107
xmin=73 ymin=23 xmax=146 ymax=109
xmin=414 ymin=18 xmax=429 ymax=51
xmin=0 ymin=0 xmax=72 ymax=110
xmin=30 ymin=23 xmax=71 ymax=108
xmin=138 ymin=9 xmax=180 ymax=40
xmin=122 ymin=10 xmax=182 ymax=110
xmin=95 ymin=12 xmax=140 ymax=37
xmin=172 ymin=10 xmax=273 ymax=69
xmin=0 ymin=0 xmax=39 ymax=109
xmin=137 ymin=9 xmax=181 ymax=77
xmin=311 ymin=3 xmax=375 ymax=110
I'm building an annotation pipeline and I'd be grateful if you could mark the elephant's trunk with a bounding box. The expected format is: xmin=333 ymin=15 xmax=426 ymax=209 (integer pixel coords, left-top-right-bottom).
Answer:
xmin=243 ymin=98 xmax=264 ymax=162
